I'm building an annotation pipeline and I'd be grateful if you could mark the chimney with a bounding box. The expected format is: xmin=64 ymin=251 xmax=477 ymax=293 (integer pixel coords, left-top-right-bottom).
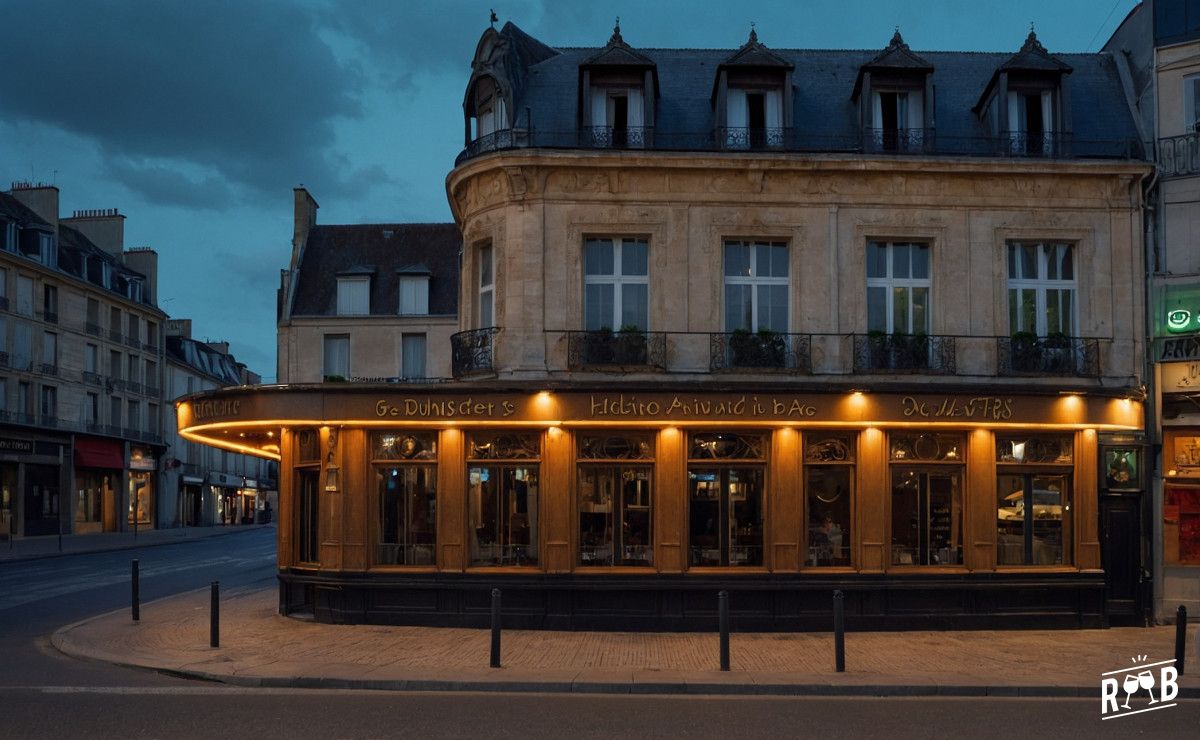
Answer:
xmin=62 ymin=208 xmax=126 ymax=257
xmin=206 ymin=340 xmax=231 ymax=355
xmin=166 ymin=318 xmax=192 ymax=338
xmin=122 ymin=247 xmax=159 ymax=306
xmin=292 ymin=186 xmax=318 ymax=265
xmin=9 ymin=182 xmax=59 ymax=232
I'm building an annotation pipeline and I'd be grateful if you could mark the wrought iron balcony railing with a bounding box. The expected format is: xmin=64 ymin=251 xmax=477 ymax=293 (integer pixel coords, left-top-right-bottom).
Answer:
xmin=710 ymin=332 xmax=812 ymax=373
xmin=852 ymin=334 xmax=957 ymax=375
xmin=865 ymin=128 xmax=934 ymax=154
xmin=456 ymin=127 xmax=1137 ymax=165
xmin=566 ymin=330 xmax=667 ymax=370
xmin=451 ymin=327 xmax=499 ymax=378
xmin=1159 ymin=133 xmax=1200 ymax=178
xmin=996 ymin=335 xmax=1100 ymax=378
xmin=108 ymin=329 xmax=123 ymax=342
xmin=124 ymin=335 xmax=141 ymax=349
xmin=37 ymin=363 xmax=58 ymax=377
xmin=82 ymin=371 xmax=103 ymax=386
xmin=85 ymin=321 xmax=102 ymax=336
xmin=42 ymin=310 xmax=58 ymax=324
xmin=0 ymin=350 xmax=7 ymax=368
xmin=0 ymin=296 xmax=8 ymax=311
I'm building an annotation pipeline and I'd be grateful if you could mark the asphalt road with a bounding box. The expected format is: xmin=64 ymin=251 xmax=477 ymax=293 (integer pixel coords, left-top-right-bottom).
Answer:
xmin=1 ymin=528 xmax=1196 ymax=738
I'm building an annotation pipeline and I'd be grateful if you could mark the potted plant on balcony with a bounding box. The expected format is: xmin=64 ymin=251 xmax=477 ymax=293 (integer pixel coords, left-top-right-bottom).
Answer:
xmin=730 ymin=328 xmax=787 ymax=368
xmin=866 ymin=329 xmax=890 ymax=369
xmin=1010 ymin=331 xmax=1041 ymax=372
xmin=1041 ymin=331 xmax=1073 ymax=373
xmin=887 ymin=331 xmax=930 ymax=370
xmin=613 ymin=324 xmax=648 ymax=365
xmin=581 ymin=326 xmax=615 ymax=365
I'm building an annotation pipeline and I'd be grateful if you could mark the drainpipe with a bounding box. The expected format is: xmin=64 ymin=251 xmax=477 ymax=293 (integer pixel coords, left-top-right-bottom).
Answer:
xmin=1139 ymin=165 xmax=1161 ymax=623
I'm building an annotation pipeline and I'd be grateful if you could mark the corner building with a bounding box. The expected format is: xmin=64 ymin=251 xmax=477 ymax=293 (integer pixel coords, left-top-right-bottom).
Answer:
xmin=181 ymin=22 xmax=1152 ymax=629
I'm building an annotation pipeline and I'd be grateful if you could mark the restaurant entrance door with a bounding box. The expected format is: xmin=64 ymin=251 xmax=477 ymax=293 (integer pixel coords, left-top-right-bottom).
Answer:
xmin=1100 ymin=492 xmax=1147 ymax=626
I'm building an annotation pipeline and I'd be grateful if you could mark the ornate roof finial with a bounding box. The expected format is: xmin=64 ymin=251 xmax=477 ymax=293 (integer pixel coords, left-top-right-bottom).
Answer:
xmin=749 ymin=21 xmax=758 ymax=45
xmin=607 ymin=15 xmax=625 ymax=46
xmin=489 ymin=9 xmax=497 ymax=29
xmin=1020 ymin=23 xmax=1047 ymax=54
xmin=890 ymin=27 xmax=907 ymax=49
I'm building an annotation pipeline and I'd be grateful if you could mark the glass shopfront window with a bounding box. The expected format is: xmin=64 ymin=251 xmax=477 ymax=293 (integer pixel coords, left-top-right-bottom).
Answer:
xmin=372 ymin=432 xmax=437 ymax=566
xmin=295 ymin=429 xmax=321 ymax=565
xmin=1 ymin=464 xmax=16 ymax=536
xmin=1165 ymin=484 xmax=1200 ymax=565
xmin=578 ymin=434 xmax=653 ymax=566
xmin=74 ymin=471 xmax=113 ymax=524
xmin=469 ymin=433 xmax=540 ymax=566
xmin=688 ymin=432 xmax=765 ymax=567
xmin=889 ymin=433 xmax=963 ymax=566
xmin=996 ymin=434 xmax=1073 ymax=566
xmin=804 ymin=432 xmax=854 ymax=566
xmin=128 ymin=472 xmax=153 ymax=526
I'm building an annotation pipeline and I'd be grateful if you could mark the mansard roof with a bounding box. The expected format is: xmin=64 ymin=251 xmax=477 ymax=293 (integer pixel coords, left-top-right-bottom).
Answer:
xmin=292 ymin=223 xmax=461 ymax=317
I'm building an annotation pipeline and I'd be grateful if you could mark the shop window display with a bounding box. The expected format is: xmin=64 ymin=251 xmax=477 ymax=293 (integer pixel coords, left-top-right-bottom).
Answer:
xmin=996 ymin=435 xmax=1073 ymax=566
xmin=889 ymin=433 xmax=963 ymax=566
xmin=578 ymin=434 xmax=653 ymax=566
xmin=688 ymin=433 xmax=765 ymax=567
xmin=469 ymin=432 xmax=539 ymax=566
xmin=373 ymin=432 xmax=437 ymax=565
xmin=805 ymin=432 xmax=855 ymax=566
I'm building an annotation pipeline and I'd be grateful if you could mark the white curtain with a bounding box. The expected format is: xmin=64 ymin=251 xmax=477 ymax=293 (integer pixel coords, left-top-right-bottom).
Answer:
xmin=401 ymin=334 xmax=427 ymax=379
xmin=726 ymin=88 xmax=748 ymax=148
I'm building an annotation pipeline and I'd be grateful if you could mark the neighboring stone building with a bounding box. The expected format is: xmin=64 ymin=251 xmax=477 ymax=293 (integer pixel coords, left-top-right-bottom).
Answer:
xmin=184 ymin=21 xmax=1154 ymax=629
xmin=1 ymin=183 xmax=167 ymax=537
xmin=276 ymin=188 xmax=462 ymax=384
xmin=1104 ymin=0 xmax=1200 ymax=622
xmin=163 ymin=318 xmax=277 ymax=527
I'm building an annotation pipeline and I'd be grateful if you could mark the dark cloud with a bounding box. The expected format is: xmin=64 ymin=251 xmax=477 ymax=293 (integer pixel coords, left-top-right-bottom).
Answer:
xmin=0 ymin=0 xmax=362 ymax=202
xmin=108 ymin=158 xmax=235 ymax=210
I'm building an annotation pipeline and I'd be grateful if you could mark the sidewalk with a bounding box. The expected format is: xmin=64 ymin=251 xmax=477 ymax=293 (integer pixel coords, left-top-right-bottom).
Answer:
xmin=52 ymin=584 xmax=1200 ymax=697
xmin=0 ymin=524 xmax=273 ymax=563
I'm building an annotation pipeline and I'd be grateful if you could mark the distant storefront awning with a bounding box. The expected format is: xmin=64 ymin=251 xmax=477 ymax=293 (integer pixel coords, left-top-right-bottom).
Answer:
xmin=74 ymin=438 xmax=124 ymax=469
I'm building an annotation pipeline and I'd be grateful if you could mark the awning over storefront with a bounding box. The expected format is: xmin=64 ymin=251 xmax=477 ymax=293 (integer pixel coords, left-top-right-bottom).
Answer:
xmin=182 ymin=475 xmax=205 ymax=485
xmin=74 ymin=438 xmax=124 ymax=469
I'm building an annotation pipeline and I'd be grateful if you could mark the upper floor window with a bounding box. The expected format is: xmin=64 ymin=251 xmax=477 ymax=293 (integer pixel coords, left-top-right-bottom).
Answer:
xmin=872 ymin=88 xmax=924 ymax=152
xmin=336 ymin=276 xmax=370 ymax=316
xmin=867 ymin=241 xmax=930 ymax=334
xmin=726 ymin=87 xmax=783 ymax=149
xmin=1184 ymin=74 xmax=1200 ymax=132
xmin=723 ymin=240 xmax=788 ymax=333
xmin=16 ymin=275 xmax=33 ymax=316
xmin=323 ymin=334 xmax=350 ymax=381
xmin=1008 ymin=88 xmax=1055 ymax=155
xmin=1 ymin=221 xmax=15 ymax=252
xmin=40 ymin=385 xmax=56 ymax=419
xmin=38 ymin=233 xmax=56 ymax=267
xmin=478 ymin=245 xmax=494 ymax=328
xmin=588 ymin=85 xmax=644 ymax=148
xmin=398 ymin=275 xmax=430 ymax=315
xmin=584 ymin=237 xmax=648 ymax=331
xmin=0 ymin=266 xmax=7 ymax=304
xmin=1007 ymin=242 xmax=1076 ymax=337
xmin=471 ymin=76 xmax=507 ymax=140
xmin=400 ymin=333 xmax=426 ymax=380
xmin=42 ymin=331 xmax=57 ymax=367
xmin=128 ymin=314 xmax=140 ymax=344
xmin=127 ymin=278 xmax=143 ymax=303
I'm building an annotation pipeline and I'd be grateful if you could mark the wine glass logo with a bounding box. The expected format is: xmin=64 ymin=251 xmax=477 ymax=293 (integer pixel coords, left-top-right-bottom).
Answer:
xmin=1121 ymin=672 xmax=1140 ymax=709
xmin=1137 ymin=669 xmax=1157 ymax=704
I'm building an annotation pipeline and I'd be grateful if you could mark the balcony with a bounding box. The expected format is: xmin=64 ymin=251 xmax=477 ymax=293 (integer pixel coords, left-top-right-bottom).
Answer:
xmin=108 ymin=329 xmax=123 ymax=342
xmin=566 ymin=330 xmax=667 ymax=370
xmin=106 ymin=376 xmax=123 ymax=392
xmin=852 ymin=334 xmax=956 ymax=374
xmin=126 ymin=381 xmax=144 ymax=395
xmin=0 ymin=296 xmax=8 ymax=311
xmin=1158 ymin=133 xmax=1200 ymax=178
xmin=82 ymin=371 xmax=103 ymax=386
xmin=42 ymin=310 xmax=58 ymax=324
xmin=451 ymin=327 xmax=499 ymax=378
xmin=85 ymin=322 xmax=102 ymax=336
xmin=104 ymin=424 xmax=123 ymax=437
xmin=145 ymin=385 xmax=160 ymax=398
xmin=456 ymin=128 xmax=1137 ymax=165
xmin=37 ymin=363 xmax=58 ymax=377
xmin=124 ymin=335 xmax=141 ymax=349
xmin=996 ymin=335 xmax=1100 ymax=378
xmin=710 ymin=331 xmax=811 ymax=372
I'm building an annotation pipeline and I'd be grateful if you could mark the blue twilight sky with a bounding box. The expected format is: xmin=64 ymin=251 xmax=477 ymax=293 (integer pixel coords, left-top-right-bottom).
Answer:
xmin=0 ymin=0 xmax=1140 ymax=379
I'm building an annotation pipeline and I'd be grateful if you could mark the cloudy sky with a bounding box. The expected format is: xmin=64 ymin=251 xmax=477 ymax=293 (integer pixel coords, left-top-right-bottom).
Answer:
xmin=0 ymin=0 xmax=1139 ymax=379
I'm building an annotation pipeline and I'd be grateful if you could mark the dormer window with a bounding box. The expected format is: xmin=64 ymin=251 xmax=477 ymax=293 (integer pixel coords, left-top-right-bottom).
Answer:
xmin=1183 ymin=74 xmax=1200 ymax=133
xmin=714 ymin=28 xmax=793 ymax=150
xmin=854 ymin=31 xmax=933 ymax=154
xmin=470 ymin=76 xmax=507 ymax=142
xmin=974 ymin=29 xmax=1072 ymax=158
xmin=127 ymin=278 xmax=144 ymax=303
xmin=336 ymin=267 xmax=374 ymax=316
xmin=2 ymin=221 xmax=15 ymax=251
xmin=398 ymin=265 xmax=431 ymax=315
xmin=580 ymin=21 xmax=656 ymax=149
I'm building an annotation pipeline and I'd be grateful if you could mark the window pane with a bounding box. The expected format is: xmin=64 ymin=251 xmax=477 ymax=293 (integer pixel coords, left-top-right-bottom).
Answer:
xmin=911 ymin=244 xmax=929 ymax=280
xmin=401 ymin=334 xmax=426 ymax=379
xmin=579 ymin=467 xmax=615 ymax=565
xmin=867 ymin=242 xmax=888 ymax=278
xmin=890 ymin=469 xmax=962 ymax=566
xmin=584 ymin=284 xmax=614 ymax=330
xmin=621 ymin=239 xmax=647 ymax=276
xmin=1008 ymin=288 xmax=1019 ymax=332
xmin=892 ymin=243 xmax=910 ymax=279
xmin=620 ymin=283 xmax=648 ymax=330
xmin=724 ymin=243 xmax=750 ymax=277
xmin=725 ymin=284 xmax=752 ymax=331
xmin=761 ymin=243 xmax=788 ymax=278
xmin=689 ymin=471 xmax=721 ymax=566
xmin=728 ymin=469 xmax=763 ymax=566
xmin=1046 ymin=289 xmax=1063 ymax=334
xmin=892 ymin=287 xmax=909 ymax=332
xmin=469 ymin=466 xmax=539 ymax=566
xmin=1021 ymin=289 xmax=1037 ymax=334
xmin=584 ymin=238 xmax=613 ymax=276
xmin=807 ymin=467 xmax=852 ymax=566
xmin=911 ymin=286 xmax=929 ymax=333
xmin=868 ymin=287 xmax=887 ymax=332
xmin=479 ymin=246 xmax=493 ymax=286
xmin=479 ymin=288 xmax=493 ymax=327
xmin=757 ymin=285 xmax=788 ymax=332
xmin=1032 ymin=475 xmax=1067 ymax=565
xmin=376 ymin=465 xmax=436 ymax=565
xmin=1019 ymin=244 xmax=1037 ymax=280
xmin=1044 ymin=244 xmax=1059 ymax=280
xmin=1059 ymin=244 xmax=1073 ymax=280
xmin=997 ymin=473 xmax=1025 ymax=565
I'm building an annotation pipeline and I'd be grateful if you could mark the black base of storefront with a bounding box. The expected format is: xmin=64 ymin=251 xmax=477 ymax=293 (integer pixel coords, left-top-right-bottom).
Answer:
xmin=279 ymin=571 xmax=1110 ymax=631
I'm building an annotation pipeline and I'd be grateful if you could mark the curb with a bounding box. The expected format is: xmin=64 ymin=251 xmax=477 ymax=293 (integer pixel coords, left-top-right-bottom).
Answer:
xmin=0 ymin=525 xmax=273 ymax=564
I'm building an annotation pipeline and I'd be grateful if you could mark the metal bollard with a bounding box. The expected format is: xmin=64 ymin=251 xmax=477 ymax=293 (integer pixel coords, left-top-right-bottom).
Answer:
xmin=1176 ymin=605 xmax=1187 ymax=676
xmin=210 ymin=581 xmax=220 ymax=648
xmin=490 ymin=588 xmax=502 ymax=668
xmin=833 ymin=590 xmax=845 ymax=673
xmin=719 ymin=590 xmax=730 ymax=671
xmin=131 ymin=559 xmax=140 ymax=622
